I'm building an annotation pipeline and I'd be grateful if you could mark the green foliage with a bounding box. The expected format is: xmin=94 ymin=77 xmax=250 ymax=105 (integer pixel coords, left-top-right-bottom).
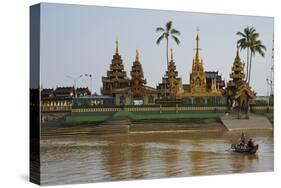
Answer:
xmin=237 ymin=26 xmax=267 ymax=84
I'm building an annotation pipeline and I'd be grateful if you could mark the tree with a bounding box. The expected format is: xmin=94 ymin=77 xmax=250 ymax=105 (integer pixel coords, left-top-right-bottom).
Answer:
xmin=237 ymin=26 xmax=266 ymax=84
xmin=156 ymin=21 xmax=181 ymax=67
xmin=248 ymin=38 xmax=266 ymax=84
xmin=237 ymin=26 xmax=257 ymax=81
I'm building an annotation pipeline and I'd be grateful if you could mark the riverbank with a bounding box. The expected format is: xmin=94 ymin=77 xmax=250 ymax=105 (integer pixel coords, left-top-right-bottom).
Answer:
xmin=41 ymin=111 xmax=273 ymax=137
xmin=41 ymin=111 xmax=226 ymax=137
xmin=65 ymin=111 xmax=225 ymax=124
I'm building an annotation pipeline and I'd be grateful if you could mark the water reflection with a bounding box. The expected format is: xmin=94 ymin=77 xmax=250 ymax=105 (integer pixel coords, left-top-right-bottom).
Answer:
xmin=41 ymin=130 xmax=273 ymax=185
xmin=229 ymin=153 xmax=259 ymax=173
xmin=162 ymin=148 xmax=181 ymax=177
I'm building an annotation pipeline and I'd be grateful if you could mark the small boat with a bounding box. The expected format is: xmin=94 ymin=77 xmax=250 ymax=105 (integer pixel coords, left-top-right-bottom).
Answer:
xmin=230 ymin=144 xmax=259 ymax=154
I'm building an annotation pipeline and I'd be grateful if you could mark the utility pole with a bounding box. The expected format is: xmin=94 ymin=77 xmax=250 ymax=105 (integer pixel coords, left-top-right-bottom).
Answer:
xmin=84 ymin=74 xmax=93 ymax=94
xmin=66 ymin=74 xmax=83 ymax=97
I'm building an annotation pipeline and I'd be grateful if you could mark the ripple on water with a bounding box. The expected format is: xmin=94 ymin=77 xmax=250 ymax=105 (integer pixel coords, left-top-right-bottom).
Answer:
xmin=40 ymin=130 xmax=273 ymax=185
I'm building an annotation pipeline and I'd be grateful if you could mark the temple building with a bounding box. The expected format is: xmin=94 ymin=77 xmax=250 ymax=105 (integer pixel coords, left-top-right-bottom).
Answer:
xmin=157 ymin=49 xmax=184 ymax=98
xmin=182 ymin=34 xmax=226 ymax=104
xmin=101 ymin=40 xmax=130 ymax=96
xmin=205 ymin=71 xmax=225 ymax=91
xmin=226 ymin=46 xmax=255 ymax=111
xmin=112 ymin=50 xmax=158 ymax=105
xmin=100 ymin=36 xmax=228 ymax=106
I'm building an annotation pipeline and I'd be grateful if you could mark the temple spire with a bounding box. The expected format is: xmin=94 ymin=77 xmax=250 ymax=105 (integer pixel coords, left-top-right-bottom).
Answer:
xmin=170 ymin=48 xmax=174 ymax=61
xmin=235 ymin=43 xmax=241 ymax=61
xmin=195 ymin=27 xmax=201 ymax=60
xmin=135 ymin=49 xmax=139 ymax=61
xmin=115 ymin=40 xmax=119 ymax=54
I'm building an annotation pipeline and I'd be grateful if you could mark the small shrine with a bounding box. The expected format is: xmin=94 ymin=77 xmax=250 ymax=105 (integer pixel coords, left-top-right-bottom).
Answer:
xmin=130 ymin=50 xmax=147 ymax=98
xmin=157 ymin=49 xmax=184 ymax=98
xmin=226 ymin=46 xmax=255 ymax=112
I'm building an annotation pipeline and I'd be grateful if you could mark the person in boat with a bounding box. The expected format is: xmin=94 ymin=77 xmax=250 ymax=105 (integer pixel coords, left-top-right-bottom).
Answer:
xmin=239 ymin=132 xmax=246 ymax=146
xmin=247 ymin=138 xmax=255 ymax=148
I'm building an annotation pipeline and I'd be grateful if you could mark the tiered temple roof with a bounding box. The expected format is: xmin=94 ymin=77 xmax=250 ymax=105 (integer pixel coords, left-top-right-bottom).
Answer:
xmin=228 ymin=46 xmax=246 ymax=88
xmin=157 ymin=49 xmax=183 ymax=98
xmin=112 ymin=50 xmax=158 ymax=95
xmin=226 ymin=46 xmax=255 ymax=101
xmin=226 ymin=47 xmax=255 ymax=111
xmin=130 ymin=50 xmax=147 ymax=97
xmin=101 ymin=40 xmax=130 ymax=95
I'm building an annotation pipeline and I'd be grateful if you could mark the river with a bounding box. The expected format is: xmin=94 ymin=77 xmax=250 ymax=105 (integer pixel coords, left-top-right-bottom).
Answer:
xmin=40 ymin=130 xmax=273 ymax=185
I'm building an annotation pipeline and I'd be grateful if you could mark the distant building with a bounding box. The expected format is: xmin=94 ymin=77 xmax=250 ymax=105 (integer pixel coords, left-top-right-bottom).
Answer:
xmin=54 ymin=86 xmax=75 ymax=98
xmin=254 ymin=96 xmax=270 ymax=105
xmin=41 ymin=88 xmax=54 ymax=98
xmin=205 ymin=71 xmax=225 ymax=90
xmin=76 ymin=87 xmax=91 ymax=97
xmin=41 ymin=86 xmax=89 ymax=112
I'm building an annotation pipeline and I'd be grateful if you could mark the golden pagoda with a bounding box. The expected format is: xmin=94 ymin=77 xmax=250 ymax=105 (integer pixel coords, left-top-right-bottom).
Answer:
xmin=101 ymin=40 xmax=130 ymax=95
xmin=226 ymin=46 xmax=255 ymax=111
xmin=130 ymin=50 xmax=147 ymax=97
xmin=113 ymin=50 xmax=158 ymax=105
xmin=157 ymin=49 xmax=184 ymax=98
xmin=189 ymin=34 xmax=207 ymax=94
xmin=183 ymin=33 xmax=223 ymax=101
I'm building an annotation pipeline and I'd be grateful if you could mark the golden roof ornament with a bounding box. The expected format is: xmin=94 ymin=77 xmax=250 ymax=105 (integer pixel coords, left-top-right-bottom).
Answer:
xmin=195 ymin=27 xmax=201 ymax=60
xmin=136 ymin=49 xmax=139 ymax=61
xmin=235 ymin=43 xmax=240 ymax=61
xmin=115 ymin=39 xmax=119 ymax=54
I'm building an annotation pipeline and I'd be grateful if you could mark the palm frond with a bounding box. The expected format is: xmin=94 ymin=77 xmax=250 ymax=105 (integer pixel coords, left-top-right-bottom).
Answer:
xmin=172 ymin=35 xmax=180 ymax=45
xmin=156 ymin=34 xmax=164 ymax=45
xmin=237 ymin=38 xmax=248 ymax=49
xmin=249 ymin=27 xmax=256 ymax=34
xmin=250 ymin=39 xmax=267 ymax=57
xmin=256 ymin=48 xmax=265 ymax=57
xmin=156 ymin=27 xmax=165 ymax=32
xmin=251 ymin=32 xmax=259 ymax=39
xmin=166 ymin=21 xmax=172 ymax=31
xmin=171 ymin=29 xmax=181 ymax=35
xmin=236 ymin=31 xmax=246 ymax=38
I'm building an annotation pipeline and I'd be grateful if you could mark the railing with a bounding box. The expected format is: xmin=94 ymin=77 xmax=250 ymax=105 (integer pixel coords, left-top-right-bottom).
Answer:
xmin=41 ymin=106 xmax=72 ymax=112
xmin=42 ymin=104 xmax=273 ymax=113
xmin=250 ymin=105 xmax=273 ymax=112
xmin=72 ymin=105 xmax=228 ymax=113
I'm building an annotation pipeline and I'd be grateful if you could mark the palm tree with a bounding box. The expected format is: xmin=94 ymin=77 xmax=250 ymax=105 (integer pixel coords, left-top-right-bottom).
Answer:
xmin=237 ymin=26 xmax=266 ymax=84
xmin=156 ymin=21 xmax=181 ymax=67
xmin=236 ymin=26 xmax=258 ymax=81
xmin=248 ymin=38 xmax=266 ymax=84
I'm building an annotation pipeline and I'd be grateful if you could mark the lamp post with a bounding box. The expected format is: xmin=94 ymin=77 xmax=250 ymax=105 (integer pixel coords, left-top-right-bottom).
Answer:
xmin=84 ymin=74 xmax=93 ymax=94
xmin=66 ymin=74 xmax=83 ymax=97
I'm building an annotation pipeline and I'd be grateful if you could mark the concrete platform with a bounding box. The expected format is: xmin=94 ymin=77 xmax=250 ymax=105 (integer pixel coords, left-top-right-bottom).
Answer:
xmin=220 ymin=113 xmax=273 ymax=131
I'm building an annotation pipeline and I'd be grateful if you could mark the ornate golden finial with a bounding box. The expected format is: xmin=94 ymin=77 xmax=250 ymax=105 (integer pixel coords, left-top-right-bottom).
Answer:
xmin=195 ymin=27 xmax=200 ymax=60
xmin=136 ymin=49 xmax=139 ymax=61
xmin=170 ymin=48 xmax=174 ymax=61
xmin=115 ymin=39 xmax=119 ymax=54
xmin=235 ymin=43 xmax=241 ymax=62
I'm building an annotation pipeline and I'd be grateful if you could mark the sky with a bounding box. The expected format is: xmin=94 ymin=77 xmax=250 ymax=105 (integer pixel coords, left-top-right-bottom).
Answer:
xmin=40 ymin=3 xmax=274 ymax=96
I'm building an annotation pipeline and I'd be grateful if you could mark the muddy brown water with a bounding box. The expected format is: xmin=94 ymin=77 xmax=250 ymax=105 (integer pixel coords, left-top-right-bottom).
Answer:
xmin=40 ymin=129 xmax=273 ymax=185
